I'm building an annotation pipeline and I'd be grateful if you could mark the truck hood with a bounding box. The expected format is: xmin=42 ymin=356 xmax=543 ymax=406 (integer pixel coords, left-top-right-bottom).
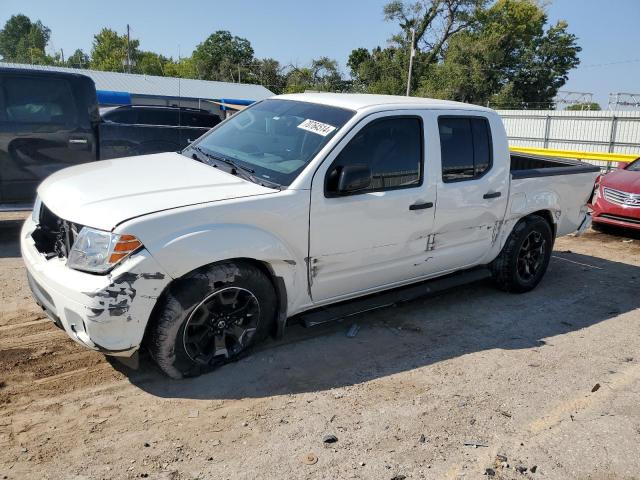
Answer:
xmin=38 ymin=152 xmax=276 ymax=231
xmin=601 ymin=169 xmax=640 ymax=193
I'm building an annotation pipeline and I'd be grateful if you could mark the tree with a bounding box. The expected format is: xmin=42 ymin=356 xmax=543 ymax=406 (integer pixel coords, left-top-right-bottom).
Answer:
xmin=285 ymin=67 xmax=314 ymax=93
xmin=284 ymin=57 xmax=346 ymax=93
xmin=246 ymin=58 xmax=287 ymax=94
xmin=349 ymin=0 xmax=486 ymax=94
xmin=137 ymin=51 xmax=170 ymax=76
xmin=0 ymin=14 xmax=51 ymax=64
xmin=66 ymin=49 xmax=89 ymax=68
xmin=163 ymin=57 xmax=197 ymax=78
xmin=192 ymin=30 xmax=254 ymax=81
xmin=417 ymin=0 xmax=581 ymax=108
xmin=566 ymin=102 xmax=601 ymax=111
xmin=90 ymin=28 xmax=140 ymax=72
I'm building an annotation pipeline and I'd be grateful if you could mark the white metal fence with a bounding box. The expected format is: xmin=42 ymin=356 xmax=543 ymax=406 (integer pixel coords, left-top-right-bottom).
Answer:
xmin=495 ymin=110 xmax=640 ymax=155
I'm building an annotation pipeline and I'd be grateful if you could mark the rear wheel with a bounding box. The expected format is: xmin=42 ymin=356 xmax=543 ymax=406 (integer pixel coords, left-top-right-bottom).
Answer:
xmin=491 ymin=215 xmax=553 ymax=293
xmin=148 ymin=261 xmax=276 ymax=378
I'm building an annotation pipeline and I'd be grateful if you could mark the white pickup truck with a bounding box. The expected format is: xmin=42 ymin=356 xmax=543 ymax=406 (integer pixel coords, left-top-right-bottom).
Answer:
xmin=21 ymin=93 xmax=599 ymax=378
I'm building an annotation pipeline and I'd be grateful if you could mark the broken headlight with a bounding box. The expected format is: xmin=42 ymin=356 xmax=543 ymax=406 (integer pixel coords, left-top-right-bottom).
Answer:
xmin=67 ymin=227 xmax=142 ymax=274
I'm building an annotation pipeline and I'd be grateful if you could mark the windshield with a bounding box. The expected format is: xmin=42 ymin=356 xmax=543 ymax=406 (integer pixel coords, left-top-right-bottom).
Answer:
xmin=185 ymin=99 xmax=354 ymax=186
xmin=627 ymin=158 xmax=640 ymax=171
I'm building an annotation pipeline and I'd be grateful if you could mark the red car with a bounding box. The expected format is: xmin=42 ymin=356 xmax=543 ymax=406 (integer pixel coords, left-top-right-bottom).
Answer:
xmin=590 ymin=158 xmax=640 ymax=230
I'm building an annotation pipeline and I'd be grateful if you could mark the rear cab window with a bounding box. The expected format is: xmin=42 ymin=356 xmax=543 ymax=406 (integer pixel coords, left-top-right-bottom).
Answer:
xmin=2 ymin=75 xmax=77 ymax=124
xmin=438 ymin=116 xmax=492 ymax=182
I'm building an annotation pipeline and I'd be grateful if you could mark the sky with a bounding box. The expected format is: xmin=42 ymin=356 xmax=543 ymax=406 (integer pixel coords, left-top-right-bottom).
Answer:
xmin=1 ymin=0 xmax=639 ymax=107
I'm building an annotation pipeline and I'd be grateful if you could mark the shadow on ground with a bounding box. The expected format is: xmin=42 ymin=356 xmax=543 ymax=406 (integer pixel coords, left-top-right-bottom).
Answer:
xmin=114 ymin=249 xmax=639 ymax=400
xmin=0 ymin=219 xmax=24 ymax=258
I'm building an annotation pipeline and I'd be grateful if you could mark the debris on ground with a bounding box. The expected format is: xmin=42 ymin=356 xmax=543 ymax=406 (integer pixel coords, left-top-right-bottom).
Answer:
xmin=322 ymin=434 xmax=338 ymax=444
xmin=591 ymin=383 xmax=601 ymax=392
xmin=484 ymin=467 xmax=496 ymax=476
xmin=418 ymin=433 xmax=427 ymax=443
xmin=187 ymin=410 xmax=199 ymax=418
xmin=390 ymin=475 xmax=406 ymax=480
xmin=530 ymin=465 xmax=538 ymax=473
xmin=346 ymin=324 xmax=360 ymax=338
xmin=464 ymin=440 xmax=488 ymax=448
xmin=302 ymin=453 xmax=318 ymax=465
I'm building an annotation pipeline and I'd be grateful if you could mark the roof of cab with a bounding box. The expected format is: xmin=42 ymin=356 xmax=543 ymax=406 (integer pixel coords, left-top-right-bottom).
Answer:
xmin=275 ymin=92 xmax=492 ymax=113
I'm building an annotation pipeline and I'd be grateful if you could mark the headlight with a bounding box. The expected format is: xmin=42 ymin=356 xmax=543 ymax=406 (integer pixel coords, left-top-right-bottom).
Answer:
xmin=67 ymin=227 xmax=142 ymax=274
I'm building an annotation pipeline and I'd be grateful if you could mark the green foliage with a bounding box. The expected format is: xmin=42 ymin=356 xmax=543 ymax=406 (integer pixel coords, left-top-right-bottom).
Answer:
xmin=163 ymin=57 xmax=197 ymax=79
xmin=350 ymin=0 xmax=581 ymax=107
xmin=137 ymin=51 xmax=171 ymax=76
xmin=246 ymin=58 xmax=287 ymax=94
xmin=90 ymin=28 xmax=140 ymax=72
xmin=66 ymin=49 xmax=89 ymax=68
xmin=566 ymin=102 xmax=601 ymax=111
xmin=418 ymin=0 xmax=581 ymax=108
xmin=192 ymin=30 xmax=254 ymax=81
xmin=0 ymin=14 xmax=52 ymax=64
xmin=284 ymin=57 xmax=347 ymax=93
xmin=349 ymin=0 xmax=485 ymax=95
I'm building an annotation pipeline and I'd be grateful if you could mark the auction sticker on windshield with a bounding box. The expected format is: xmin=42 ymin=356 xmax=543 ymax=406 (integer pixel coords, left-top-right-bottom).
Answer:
xmin=297 ymin=119 xmax=336 ymax=136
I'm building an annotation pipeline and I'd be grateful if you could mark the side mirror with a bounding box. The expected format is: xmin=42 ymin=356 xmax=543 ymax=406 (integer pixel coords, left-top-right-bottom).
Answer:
xmin=335 ymin=164 xmax=372 ymax=195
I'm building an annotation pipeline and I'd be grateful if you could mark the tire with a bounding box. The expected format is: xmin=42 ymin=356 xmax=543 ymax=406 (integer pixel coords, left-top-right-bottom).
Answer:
xmin=491 ymin=215 xmax=553 ymax=293
xmin=147 ymin=261 xmax=276 ymax=379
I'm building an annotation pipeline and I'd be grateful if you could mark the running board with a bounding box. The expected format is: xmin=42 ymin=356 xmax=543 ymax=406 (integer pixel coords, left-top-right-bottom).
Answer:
xmin=0 ymin=203 xmax=33 ymax=212
xmin=299 ymin=268 xmax=492 ymax=328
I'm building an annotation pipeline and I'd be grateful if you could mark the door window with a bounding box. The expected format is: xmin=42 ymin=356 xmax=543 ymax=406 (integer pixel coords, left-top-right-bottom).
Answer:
xmin=327 ymin=116 xmax=423 ymax=194
xmin=102 ymin=108 xmax=137 ymax=124
xmin=136 ymin=108 xmax=179 ymax=126
xmin=180 ymin=112 xmax=221 ymax=128
xmin=438 ymin=116 xmax=492 ymax=182
xmin=3 ymin=76 xmax=76 ymax=124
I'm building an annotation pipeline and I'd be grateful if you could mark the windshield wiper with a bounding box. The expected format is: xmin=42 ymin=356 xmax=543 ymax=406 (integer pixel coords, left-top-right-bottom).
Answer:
xmin=192 ymin=146 xmax=255 ymax=174
xmin=190 ymin=146 xmax=282 ymax=190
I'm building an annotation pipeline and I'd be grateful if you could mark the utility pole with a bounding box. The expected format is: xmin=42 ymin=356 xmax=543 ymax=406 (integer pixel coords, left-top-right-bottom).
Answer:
xmin=406 ymin=28 xmax=416 ymax=96
xmin=60 ymin=48 xmax=65 ymax=64
xmin=126 ymin=24 xmax=132 ymax=73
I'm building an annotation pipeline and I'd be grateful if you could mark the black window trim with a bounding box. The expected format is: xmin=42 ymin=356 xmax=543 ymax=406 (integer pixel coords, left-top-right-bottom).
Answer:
xmin=438 ymin=114 xmax=494 ymax=184
xmin=324 ymin=114 xmax=425 ymax=198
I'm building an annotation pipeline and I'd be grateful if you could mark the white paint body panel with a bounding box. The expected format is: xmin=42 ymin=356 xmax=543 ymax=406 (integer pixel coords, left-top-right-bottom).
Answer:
xmin=21 ymin=93 xmax=598 ymax=355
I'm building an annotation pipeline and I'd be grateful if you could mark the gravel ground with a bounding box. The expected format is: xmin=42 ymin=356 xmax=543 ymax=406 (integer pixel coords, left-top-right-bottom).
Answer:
xmin=1 ymin=215 xmax=639 ymax=480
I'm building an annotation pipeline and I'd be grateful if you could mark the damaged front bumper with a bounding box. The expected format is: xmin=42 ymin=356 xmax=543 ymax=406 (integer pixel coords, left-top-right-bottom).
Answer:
xmin=21 ymin=217 xmax=172 ymax=356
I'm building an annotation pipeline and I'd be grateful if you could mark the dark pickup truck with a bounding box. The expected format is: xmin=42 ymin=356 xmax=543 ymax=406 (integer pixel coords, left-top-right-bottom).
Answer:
xmin=0 ymin=67 xmax=221 ymax=208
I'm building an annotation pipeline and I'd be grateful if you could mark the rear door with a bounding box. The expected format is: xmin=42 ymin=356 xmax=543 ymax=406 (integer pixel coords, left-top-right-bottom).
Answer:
xmin=0 ymin=72 xmax=97 ymax=204
xmin=309 ymin=112 xmax=436 ymax=302
xmin=429 ymin=112 xmax=509 ymax=272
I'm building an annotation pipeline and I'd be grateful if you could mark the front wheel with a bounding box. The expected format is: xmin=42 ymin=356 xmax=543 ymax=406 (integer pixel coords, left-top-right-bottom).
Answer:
xmin=491 ymin=215 xmax=553 ymax=293
xmin=147 ymin=261 xmax=276 ymax=378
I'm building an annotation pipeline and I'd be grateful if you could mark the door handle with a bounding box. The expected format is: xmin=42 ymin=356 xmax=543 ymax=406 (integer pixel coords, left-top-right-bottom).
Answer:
xmin=483 ymin=191 xmax=502 ymax=199
xmin=409 ymin=202 xmax=434 ymax=210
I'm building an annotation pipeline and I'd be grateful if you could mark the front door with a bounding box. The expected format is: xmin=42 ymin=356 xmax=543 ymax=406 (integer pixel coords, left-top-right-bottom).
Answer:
xmin=309 ymin=112 xmax=436 ymax=303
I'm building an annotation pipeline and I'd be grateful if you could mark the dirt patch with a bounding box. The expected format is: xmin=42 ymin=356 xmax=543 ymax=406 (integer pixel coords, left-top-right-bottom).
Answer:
xmin=0 ymin=219 xmax=639 ymax=479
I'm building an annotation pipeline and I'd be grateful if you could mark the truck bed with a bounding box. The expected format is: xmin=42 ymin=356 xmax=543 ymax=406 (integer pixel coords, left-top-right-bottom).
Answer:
xmin=509 ymin=152 xmax=600 ymax=237
xmin=510 ymin=152 xmax=601 ymax=179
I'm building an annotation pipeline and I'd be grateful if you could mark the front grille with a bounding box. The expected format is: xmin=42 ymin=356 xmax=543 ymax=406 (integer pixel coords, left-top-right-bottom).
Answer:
xmin=603 ymin=187 xmax=640 ymax=208
xmin=599 ymin=213 xmax=640 ymax=225
xmin=32 ymin=203 xmax=82 ymax=259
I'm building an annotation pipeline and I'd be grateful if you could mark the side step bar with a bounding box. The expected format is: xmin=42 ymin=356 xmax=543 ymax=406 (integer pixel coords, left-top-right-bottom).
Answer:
xmin=299 ymin=268 xmax=492 ymax=328
xmin=0 ymin=203 xmax=33 ymax=212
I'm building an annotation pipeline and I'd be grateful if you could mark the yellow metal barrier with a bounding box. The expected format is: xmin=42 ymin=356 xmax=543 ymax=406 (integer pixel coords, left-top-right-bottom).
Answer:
xmin=509 ymin=146 xmax=638 ymax=164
